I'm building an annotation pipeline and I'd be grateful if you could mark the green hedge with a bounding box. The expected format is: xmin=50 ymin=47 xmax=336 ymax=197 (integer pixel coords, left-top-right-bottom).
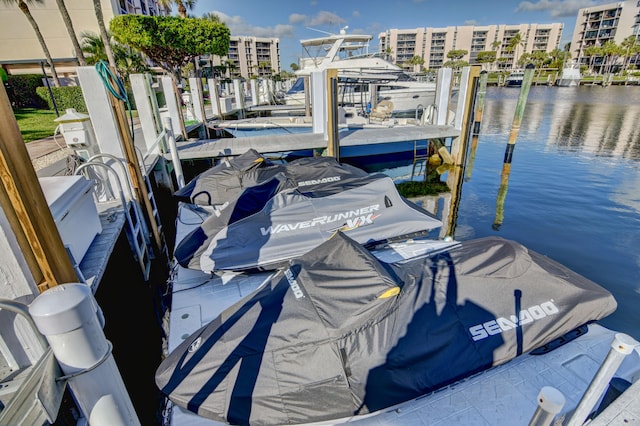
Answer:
xmin=36 ymin=86 xmax=87 ymax=113
xmin=7 ymin=74 xmax=47 ymax=108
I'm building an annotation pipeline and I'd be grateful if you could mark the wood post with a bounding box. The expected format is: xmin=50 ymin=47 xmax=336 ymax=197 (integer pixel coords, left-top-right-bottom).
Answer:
xmin=465 ymin=70 xmax=488 ymax=181
xmin=105 ymin=70 xmax=164 ymax=252
xmin=325 ymin=69 xmax=340 ymax=159
xmin=0 ymin=83 xmax=77 ymax=292
xmin=493 ymin=63 xmax=535 ymax=230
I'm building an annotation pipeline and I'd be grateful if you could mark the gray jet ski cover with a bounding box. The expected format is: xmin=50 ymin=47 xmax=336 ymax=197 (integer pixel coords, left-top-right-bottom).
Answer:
xmin=156 ymin=232 xmax=617 ymax=425
xmin=174 ymin=160 xmax=385 ymax=271
xmin=174 ymin=149 xmax=369 ymax=206
xmin=191 ymin=176 xmax=441 ymax=272
xmin=174 ymin=148 xmax=281 ymax=205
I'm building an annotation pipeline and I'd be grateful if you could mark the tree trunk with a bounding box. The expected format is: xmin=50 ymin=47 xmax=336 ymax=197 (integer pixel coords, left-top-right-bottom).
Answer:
xmin=92 ymin=0 xmax=117 ymax=69
xmin=18 ymin=1 xmax=61 ymax=86
xmin=55 ymin=0 xmax=86 ymax=66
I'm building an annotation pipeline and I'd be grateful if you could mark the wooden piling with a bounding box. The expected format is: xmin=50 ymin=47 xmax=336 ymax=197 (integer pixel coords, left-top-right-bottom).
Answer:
xmin=493 ymin=63 xmax=535 ymax=230
xmin=326 ymin=69 xmax=340 ymax=160
xmin=0 ymin=83 xmax=78 ymax=291
xmin=101 ymin=65 xmax=164 ymax=251
xmin=465 ymin=70 xmax=488 ymax=181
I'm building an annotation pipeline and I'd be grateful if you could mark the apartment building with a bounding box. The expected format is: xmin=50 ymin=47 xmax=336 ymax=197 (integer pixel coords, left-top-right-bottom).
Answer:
xmin=214 ymin=36 xmax=281 ymax=79
xmin=380 ymin=23 xmax=563 ymax=71
xmin=0 ymin=0 xmax=169 ymax=75
xmin=0 ymin=2 xmax=280 ymax=80
xmin=570 ymin=0 xmax=640 ymax=67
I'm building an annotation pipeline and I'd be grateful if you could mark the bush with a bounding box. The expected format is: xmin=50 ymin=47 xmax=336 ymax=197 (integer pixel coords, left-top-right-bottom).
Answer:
xmin=36 ymin=86 xmax=87 ymax=113
xmin=7 ymin=74 xmax=47 ymax=108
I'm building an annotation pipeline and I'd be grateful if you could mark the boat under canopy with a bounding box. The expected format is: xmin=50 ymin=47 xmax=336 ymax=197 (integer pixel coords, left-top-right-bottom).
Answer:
xmin=156 ymin=232 xmax=617 ymax=425
xmin=175 ymin=173 xmax=440 ymax=272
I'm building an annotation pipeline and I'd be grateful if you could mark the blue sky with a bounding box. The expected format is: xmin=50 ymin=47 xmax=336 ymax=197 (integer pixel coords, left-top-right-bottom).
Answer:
xmin=191 ymin=0 xmax=615 ymax=69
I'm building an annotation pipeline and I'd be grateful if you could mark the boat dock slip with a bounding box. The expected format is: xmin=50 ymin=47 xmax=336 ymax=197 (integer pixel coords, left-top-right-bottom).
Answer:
xmin=171 ymin=125 xmax=460 ymax=159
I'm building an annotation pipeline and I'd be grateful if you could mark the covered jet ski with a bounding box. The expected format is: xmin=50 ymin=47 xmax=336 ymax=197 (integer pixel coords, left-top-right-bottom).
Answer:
xmin=174 ymin=149 xmax=370 ymax=206
xmin=174 ymin=167 xmax=388 ymax=271
xmin=174 ymin=148 xmax=280 ymax=206
xmin=156 ymin=232 xmax=617 ymax=425
xmin=176 ymin=175 xmax=442 ymax=272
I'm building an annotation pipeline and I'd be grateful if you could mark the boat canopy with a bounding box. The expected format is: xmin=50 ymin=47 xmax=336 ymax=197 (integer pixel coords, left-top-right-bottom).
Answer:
xmin=156 ymin=232 xmax=617 ymax=425
xmin=175 ymin=174 xmax=440 ymax=272
xmin=300 ymin=33 xmax=372 ymax=47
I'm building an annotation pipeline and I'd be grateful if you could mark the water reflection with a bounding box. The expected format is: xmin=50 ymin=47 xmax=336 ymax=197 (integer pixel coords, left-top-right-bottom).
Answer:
xmin=374 ymin=85 xmax=640 ymax=339
xmin=483 ymin=86 xmax=640 ymax=161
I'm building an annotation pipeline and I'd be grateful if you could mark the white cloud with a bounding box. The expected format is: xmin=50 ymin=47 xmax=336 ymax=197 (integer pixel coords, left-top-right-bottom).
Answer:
xmin=289 ymin=13 xmax=307 ymax=24
xmin=464 ymin=19 xmax=479 ymax=25
xmin=212 ymin=10 xmax=295 ymax=38
xmin=353 ymin=10 xmax=361 ymax=18
xmin=516 ymin=0 xmax=610 ymax=18
xmin=308 ymin=11 xmax=347 ymax=27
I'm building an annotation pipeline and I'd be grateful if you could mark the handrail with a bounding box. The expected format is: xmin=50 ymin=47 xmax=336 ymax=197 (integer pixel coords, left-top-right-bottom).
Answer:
xmin=86 ymin=153 xmax=136 ymax=202
xmin=143 ymin=129 xmax=167 ymax=164
xmin=0 ymin=299 xmax=47 ymax=351
xmin=75 ymin=162 xmax=129 ymax=214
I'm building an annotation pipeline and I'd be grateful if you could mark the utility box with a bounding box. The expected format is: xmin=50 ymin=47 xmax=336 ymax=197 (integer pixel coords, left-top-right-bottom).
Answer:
xmin=54 ymin=108 xmax=99 ymax=160
xmin=39 ymin=176 xmax=102 ymax=264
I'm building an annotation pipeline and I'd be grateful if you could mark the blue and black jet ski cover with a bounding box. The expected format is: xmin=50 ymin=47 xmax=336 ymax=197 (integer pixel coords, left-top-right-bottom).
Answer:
xmin=156 ymin=232 xmax=617 ymax=425
xmin=175 ymin=174 xmax=441 ymax=272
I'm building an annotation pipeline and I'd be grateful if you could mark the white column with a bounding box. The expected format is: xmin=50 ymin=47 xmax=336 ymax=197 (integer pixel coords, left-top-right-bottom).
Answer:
xmin=30 ymin=283 xmax=140 ymax=426
xmin=311 ymin=70 xmax=327 ymax=137
xmin=434 ymin=67 xmax=453 ymax=126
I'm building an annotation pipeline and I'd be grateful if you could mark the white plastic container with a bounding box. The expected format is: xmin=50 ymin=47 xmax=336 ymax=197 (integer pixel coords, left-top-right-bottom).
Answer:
xmin=39 ymin=176 xmax=102 ymax=264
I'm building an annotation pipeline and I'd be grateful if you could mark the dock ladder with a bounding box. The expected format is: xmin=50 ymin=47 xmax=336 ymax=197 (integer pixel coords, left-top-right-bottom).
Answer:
xmin=75 ymin=158 xmax=152 ymax=281
xmin=411 ymin=139 xmax=431 ymax=180
xmin=136 ymin=146 xmax=169 ymax=262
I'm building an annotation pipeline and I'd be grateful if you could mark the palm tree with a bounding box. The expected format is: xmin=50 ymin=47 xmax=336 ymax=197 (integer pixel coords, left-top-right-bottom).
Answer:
xmin=620 ymin=36 xmax=640 ymax=73
xmin=54 ymin=0 xmax=86 ymax=65
xmin=157 ymin=0 xmax=196 ymax=18
xmin=507 ymin=32 xmax=525 ymax=68
xmin=385 ymin=46 xmax=394 ymax=62
xmin=2 ymin=0 xmax=61 ymax=85
xmin=91 ymin=0 xmax=116 ymax=68
xmin=584 ymin=45 xmax=602 ymax=75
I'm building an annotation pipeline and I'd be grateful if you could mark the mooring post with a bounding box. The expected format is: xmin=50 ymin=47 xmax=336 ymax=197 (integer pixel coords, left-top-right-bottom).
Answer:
xmin=326 ymin=68 xmax=340 ymax=160
xmin=465 ymin=70 xmax=488 ymax=181
xmin=207 ymin=78 xmax=223 ymax=120
xmin=493 ymin=63 xmax=535 ymax=230
xmin=566 ymin=333 xmax=639 ymax=426
xmin=30 ymin=283 xmax=140 ymax=426
xmin=304 ymin=76 xmax=311 ymax=118
xmin=528 ymin=386 xmax=565 ymax=426
xmin=163 ymin=117 xmax=185 ymax=189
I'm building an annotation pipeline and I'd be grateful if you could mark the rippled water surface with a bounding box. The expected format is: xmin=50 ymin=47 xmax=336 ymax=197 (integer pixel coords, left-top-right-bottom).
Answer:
xmin=427 ymin=85 xmax=640 ymax=338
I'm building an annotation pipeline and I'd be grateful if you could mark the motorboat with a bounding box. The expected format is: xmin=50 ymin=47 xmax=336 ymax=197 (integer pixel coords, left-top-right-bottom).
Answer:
xmin=557 ymin=62 xmax=582 ymax=87
xmin=504 ymin=70 xmax=524 ymax=87
xmin=157 ymin=231 xmax=623 ymax=425
xmin=281 ymin=28 xmax=437 ymax=117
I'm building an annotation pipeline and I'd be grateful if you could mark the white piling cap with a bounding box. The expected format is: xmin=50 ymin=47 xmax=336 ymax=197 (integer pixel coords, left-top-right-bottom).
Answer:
xmin=29 ymin=283 xmax=95 ymax=336
xmin=537 ymin=386 xmax=565 ymax=414
xmin=611 ymin=333 xmax=638 ymax=355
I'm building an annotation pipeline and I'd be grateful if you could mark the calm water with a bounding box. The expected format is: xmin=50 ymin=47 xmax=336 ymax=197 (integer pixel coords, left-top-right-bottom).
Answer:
xmin=380 ymin=85 xmax=640 ymax=339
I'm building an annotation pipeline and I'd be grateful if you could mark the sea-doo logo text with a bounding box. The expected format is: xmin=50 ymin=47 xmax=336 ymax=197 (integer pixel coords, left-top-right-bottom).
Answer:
xmin=285 ymin=269 xmax=305 ymax=299
xmin=468 ymin=301 xmax=559 ymax=341
xmin=260 ymin=204 xmax=380 ymax=235
xmin=297 ymin=176 xmax=341 ymax=187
